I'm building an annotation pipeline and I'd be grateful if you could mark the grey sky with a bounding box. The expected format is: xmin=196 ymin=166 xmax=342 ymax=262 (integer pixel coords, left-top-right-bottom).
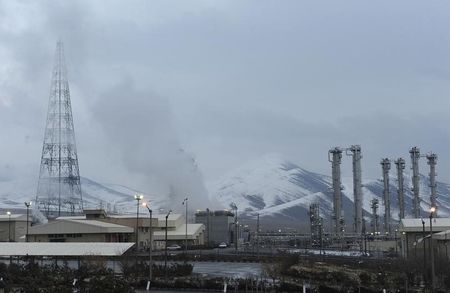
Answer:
xmin=1 ymin=0 xmax=450 ymax=200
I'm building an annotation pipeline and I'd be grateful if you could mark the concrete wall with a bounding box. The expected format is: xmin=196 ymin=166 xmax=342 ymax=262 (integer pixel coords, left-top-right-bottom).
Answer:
xmin=0 ymin=221 xmax=29 ymax=242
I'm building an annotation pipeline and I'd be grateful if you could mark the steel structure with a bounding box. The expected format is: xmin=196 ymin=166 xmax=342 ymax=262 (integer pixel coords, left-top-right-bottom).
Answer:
xmin=380 ymin=158 xmax=391 ymax=234
xmin=394 ymin=158 xmax=405 ymax=220
xmin=395 ymin=158 xmax=406 ymax=219
xmin=409 ymin=147 xmax=421 ymax=218
xmin=328 ymin=147 xmax=344 ymax=235
xmin=309 ymin=203 xmax=322 ymax=245
xmin=346 ymin=145 xmax=363 ymax=235
xmin=427 ymin=153 xmax=438 ymax=214
xmin=36 ymin=41 xmax=83 ymax=217
xmin=371 ymin=198 xmax=379 ymax=234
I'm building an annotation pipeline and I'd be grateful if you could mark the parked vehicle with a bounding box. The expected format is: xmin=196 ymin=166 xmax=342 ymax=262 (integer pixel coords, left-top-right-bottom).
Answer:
xmin=218 ymin=242 xmax=227 ymax=248
xmin=167 ymin=244 xmax=182 ymax=250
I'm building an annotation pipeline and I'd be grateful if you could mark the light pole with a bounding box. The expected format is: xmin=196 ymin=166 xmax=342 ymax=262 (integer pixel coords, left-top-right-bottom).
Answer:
xmin=24 ymin=202 xmax=31 ymax=242
xmin=134 ymin=194 xmax=143 ymax=250
xmin=6 ymin=211 xmax=11 ymax=242
xmin=164 ymin=209 xmax=172 ymax=283
xmin=230 ymin=202 xmax=238 ymax=253
xmin=421 ymin=216 xmax=426 ymax=284
xmin=142 ymin=203 xmax=153 ymax=286
xmin=182 ymin=197 xmax=188 ymax=255
xmin=430 ymin=206 xmax=436 ymax=292
xmin=394 ymin=229 xmax=398 ymax=255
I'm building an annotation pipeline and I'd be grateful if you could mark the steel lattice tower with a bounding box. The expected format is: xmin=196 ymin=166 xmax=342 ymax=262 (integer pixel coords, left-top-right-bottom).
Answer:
xmin=36 ymin=41 xmax=83 ymax=217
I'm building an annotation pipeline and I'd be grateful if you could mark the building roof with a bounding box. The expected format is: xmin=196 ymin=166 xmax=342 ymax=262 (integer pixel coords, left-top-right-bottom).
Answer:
xmin=154 ymin=223 xmax=205 ymax=240
xmin=434 ymin=229 xmax=450 ymax=240
xmin=0 ymin=242 xmax=134 ymax=256
xmin=29 ymin=219 xmax=133 ymax=235
xmin=400 ymin=218 xmax=450 ymax=232
xmin=195 ymin=210 xmax=234 ymax=217
xmin=56 ymin=215 xmax=86 ymax=220
xmin=0 ymin=214 xmax=28 ymax=222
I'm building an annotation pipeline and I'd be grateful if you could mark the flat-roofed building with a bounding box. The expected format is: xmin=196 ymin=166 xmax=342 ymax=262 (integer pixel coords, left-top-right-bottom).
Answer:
xmin=0 ymin=214 xmax=30 ymax=242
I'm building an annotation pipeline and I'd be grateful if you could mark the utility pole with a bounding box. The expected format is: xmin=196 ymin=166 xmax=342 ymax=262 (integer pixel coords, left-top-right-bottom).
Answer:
xmin=230 ymin=202 xmax=238 ymax=253
xmin=182 ymin=197 xmax=188 ymax=254
xmin=134 ymin=194 xmax=143 ymax=250
xmin=430 ymin=206 xmax=436 ymax=292
xmin=256 ymin=213 xmax=260 ymax=256
xmin=143 ymin=202 xmax=153 ymax=289
xmin=164 ymin=210 xmax=172 ymax=283
xmin=24 ymin=202 xmax=32 ymax=242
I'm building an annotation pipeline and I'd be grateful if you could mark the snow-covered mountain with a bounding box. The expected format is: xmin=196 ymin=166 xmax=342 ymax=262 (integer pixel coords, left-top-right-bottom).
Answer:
xmin=208 ymin=154 xmax=450 ymax=226
xmin=2 ymin=153 xmax=450 ymax=229
xmin=0 ymin=177 xmax=166 ymax=214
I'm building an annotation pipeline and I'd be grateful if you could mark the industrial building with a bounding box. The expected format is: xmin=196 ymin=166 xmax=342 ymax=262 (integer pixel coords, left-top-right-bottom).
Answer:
xmin=28 ymin=219 xmax=133 ymax=243
xmin=195 ymin=210 xmax=234 ymax=246
xmin=27 ymin=209 xmax=205 ymax=249
xmin=399 ymin=218 xmax=450 ymax=260
xmin=0 ymin=214 xmax=30 ymax=242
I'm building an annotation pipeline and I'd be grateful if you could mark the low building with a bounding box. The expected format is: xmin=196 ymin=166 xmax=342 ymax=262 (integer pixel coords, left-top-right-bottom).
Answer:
xmin=0 ymin=214 xmax=30 ymax=242
xmin=100 ymin=212 xmax=205 ymax=249
xmin=28 ymin=219 xmax=133 ymax=242
xmin=195 ymin=210 xmax=234 ymax=246
xmin=29 ymin=209 xmax=206 ymax=249
xmin=399 ymin=218 xmax=450 ymax=260
xmin=152 ymin=214 xmax=205 ymax=249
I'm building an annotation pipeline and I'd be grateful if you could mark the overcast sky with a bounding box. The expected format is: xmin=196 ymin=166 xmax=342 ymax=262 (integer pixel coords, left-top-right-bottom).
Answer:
xmin=1 ymin=1 xmax=450 ymax=199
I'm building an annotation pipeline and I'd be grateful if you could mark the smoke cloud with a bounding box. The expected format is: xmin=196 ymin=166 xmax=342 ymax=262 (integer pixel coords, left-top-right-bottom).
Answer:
xmin=92 ymin=78 xmax=211 ymax=211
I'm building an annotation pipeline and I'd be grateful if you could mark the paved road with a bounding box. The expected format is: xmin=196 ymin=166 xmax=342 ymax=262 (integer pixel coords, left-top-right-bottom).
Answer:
xmin=192 ymin=261 xmax=262 ymax=278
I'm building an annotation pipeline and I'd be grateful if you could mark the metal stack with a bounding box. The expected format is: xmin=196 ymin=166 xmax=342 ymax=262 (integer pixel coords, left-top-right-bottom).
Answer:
xmin=394 ymin=158 xmax=406 ymax=220
xmin=410 ymin=147 xmax=421 ymax=218
xmin=346 ymin=145 xmax=363 ymax=235
xmin=380 ymin=158 xmax=391 ymax=234
xmin=328 ymin=147 xmax=344 ymax=236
